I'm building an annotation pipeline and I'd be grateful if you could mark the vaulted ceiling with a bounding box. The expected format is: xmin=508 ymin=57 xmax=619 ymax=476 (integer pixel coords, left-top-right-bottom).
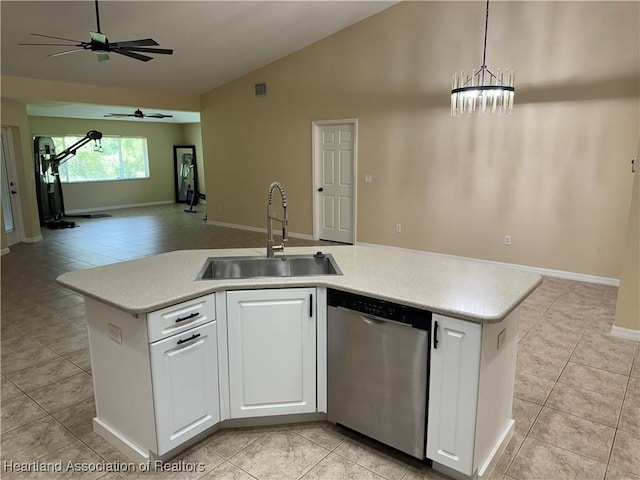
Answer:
xmin=1 ymin=1 xmax=396 ymax=121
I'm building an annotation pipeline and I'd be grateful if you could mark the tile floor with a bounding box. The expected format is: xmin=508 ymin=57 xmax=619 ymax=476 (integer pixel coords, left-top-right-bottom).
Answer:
xmin=1 ymin=204 xmax=639 ymax=480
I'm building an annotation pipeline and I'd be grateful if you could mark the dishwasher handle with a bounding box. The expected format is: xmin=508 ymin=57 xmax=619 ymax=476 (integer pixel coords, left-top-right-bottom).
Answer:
xmin=361 ymin=314 xmax=386 ymax=325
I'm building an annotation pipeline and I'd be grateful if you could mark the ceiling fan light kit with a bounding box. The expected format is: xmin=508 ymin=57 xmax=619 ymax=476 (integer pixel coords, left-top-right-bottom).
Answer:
xmin=19 ymin=0 xmax=174 ymax=62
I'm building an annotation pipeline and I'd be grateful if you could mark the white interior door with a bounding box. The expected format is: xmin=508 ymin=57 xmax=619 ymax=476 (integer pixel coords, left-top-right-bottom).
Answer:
xmin=1 ymin=127 xmax=23 ymax=246
xmin=314 ymin=122 xmax=355 ymax=244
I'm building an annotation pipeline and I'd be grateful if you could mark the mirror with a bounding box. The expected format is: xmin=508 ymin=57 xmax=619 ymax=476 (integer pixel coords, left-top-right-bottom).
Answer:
xmin=173 ymin=145 xmax=197 ymax=203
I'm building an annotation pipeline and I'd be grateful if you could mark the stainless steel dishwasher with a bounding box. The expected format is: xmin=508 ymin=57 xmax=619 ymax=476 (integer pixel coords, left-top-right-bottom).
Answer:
xmin=327 ymin=288 xmax=431 ymax=459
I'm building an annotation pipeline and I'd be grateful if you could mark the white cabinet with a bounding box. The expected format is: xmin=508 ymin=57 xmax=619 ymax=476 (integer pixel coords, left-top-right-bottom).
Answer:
xmin=426 ymin=311 xmax=519 ymax=479
xmin=86 ymin=294 xmax=220 ymax=461
xmin=150 ymin=321 xmax=220 ymax=455
xmin=226 ymin=288 xmax=317 ymax=418
xmin=427 ymin=314 xmax=482 ymax=475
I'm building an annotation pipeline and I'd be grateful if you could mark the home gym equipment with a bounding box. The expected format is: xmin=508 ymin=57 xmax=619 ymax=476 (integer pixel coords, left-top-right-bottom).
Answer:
xmin=184 ymin=188 xmax=206 ymax=215
xmin=34 ymin=130 xmax=102 ymax=229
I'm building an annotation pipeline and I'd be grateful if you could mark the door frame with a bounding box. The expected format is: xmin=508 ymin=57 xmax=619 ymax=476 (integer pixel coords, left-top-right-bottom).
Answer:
xmin=311 ymin=119 xmax=358 ymax=244
xmin=1 ymin=126 xmax=24 ymax=247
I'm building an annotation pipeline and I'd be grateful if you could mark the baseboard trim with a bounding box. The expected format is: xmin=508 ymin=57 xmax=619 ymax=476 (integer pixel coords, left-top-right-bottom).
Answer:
xmin=197 ymin=222 xmax=621 ymax=286
xmin=478 ymin=419 xmax=514 ymax=478
xmin=65 ymin=200 xmax=174 ymax=215
xmin=23 ymin=235 xmax=43 ymax=243
xmin=610 ymin=325 xmax=640 ymax=342
xmin=92 ymin=417 xmax=150 ymax=464
xmin=356 ymin=242 xmax=620 ymax=287
xmin=207 ymin=220 xmax=314 ymax=241
xmin=1 ymin=248 xmax=10 ymax=256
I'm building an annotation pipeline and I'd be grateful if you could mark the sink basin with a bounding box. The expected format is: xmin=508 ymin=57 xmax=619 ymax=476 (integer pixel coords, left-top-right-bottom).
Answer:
xmin=197 ymin=253 xmax=343 ymax=280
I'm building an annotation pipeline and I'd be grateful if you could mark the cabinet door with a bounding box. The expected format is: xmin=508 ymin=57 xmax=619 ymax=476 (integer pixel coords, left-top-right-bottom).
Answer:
xmin=227 ymin=288 xmax=316 ymax=418
xmin=150 ymin=321 xmax=220 ymax=455
xmin=426 ymin=314 xmax=482 ymax=476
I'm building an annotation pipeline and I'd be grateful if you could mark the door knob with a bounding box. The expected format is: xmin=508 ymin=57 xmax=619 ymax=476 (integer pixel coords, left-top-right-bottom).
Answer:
xmin=318 ymin=187 xmax=323 ymax=192
xmin=10 ymin=190 xmax=17 ymax=194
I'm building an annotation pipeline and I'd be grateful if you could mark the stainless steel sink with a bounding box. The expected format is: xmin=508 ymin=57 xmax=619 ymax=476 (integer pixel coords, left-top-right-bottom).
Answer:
xmin=197 ymin=253 xmax=343 ymax=280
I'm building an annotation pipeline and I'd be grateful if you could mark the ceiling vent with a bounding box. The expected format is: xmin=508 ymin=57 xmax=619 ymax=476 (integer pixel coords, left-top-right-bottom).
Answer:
xmin=254 ymin=83 xmax=267 ymax=96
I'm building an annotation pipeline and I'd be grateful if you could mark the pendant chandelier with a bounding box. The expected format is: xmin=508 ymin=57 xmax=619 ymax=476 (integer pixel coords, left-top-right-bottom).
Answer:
xmin=451 ymin=0 xmax=514 ymax=116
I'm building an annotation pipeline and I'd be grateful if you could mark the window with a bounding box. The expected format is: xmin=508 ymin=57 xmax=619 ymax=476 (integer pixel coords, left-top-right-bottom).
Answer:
xmin=50 ymin=135 xmax=149 ymax=183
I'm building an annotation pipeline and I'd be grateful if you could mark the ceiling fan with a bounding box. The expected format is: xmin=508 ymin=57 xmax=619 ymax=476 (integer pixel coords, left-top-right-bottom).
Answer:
xmin=19 ymin=0 xmax=173 ymax=62
xmin=104 ymin=109 xmax=173 ymax=119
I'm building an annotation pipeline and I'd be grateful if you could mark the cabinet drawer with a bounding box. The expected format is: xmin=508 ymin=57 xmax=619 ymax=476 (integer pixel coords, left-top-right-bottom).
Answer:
xmin=147 ymin=294 xmax=215 ymax=343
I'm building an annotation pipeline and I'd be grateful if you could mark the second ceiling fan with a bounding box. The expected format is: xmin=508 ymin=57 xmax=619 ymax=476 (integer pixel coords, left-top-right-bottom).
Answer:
xmin=104 ymin=109 xmax=173 ymax=119
xmin=20 ymin=0 xmax=173 ymax=62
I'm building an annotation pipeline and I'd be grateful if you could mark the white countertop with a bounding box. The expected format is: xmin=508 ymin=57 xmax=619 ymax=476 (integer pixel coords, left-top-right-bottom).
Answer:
xmin=56 ymin=245 xmax=541 ymax=323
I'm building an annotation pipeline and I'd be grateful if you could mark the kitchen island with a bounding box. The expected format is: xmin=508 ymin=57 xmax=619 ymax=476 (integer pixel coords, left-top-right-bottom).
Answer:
xmin=57 ymin=244 xmax=541 ymax=480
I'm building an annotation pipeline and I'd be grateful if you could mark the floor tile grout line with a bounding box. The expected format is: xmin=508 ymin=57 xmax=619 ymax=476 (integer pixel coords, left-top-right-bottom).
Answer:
xmin=294 ymin=447 xmax=333 ymax=480
xmin=0 ymin=413 xmax=79 ymax=458
xmin=328 ymin=441 xmax=408 ymax=480
xmin=507 ymin=436 xmax=609 ymax=478
xmin=0 ymin=351 xmax=67 ymax=378
xmin=526 ymin=414 xmax=616 ymax=465
xmin=501 ymin=400 xmax=545 ymax=476
xmin=20 ymin=371 xmax=94 ymax=416
xmin=205 ymin=428 xmax=270 ymax=462
xmin=3 ymin=358 xmax=87 ymax=393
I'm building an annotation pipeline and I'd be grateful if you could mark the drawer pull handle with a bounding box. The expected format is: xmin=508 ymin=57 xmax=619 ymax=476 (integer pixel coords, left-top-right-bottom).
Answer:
xmin=177 ymin=333 xmax=201 ymax=345
xmin=175 ymin=312 xmax=199 ymax=323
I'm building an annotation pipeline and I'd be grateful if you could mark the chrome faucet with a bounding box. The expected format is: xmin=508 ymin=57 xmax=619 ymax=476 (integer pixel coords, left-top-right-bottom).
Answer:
xmin=266 ymin=181 xmax=288 ymax=258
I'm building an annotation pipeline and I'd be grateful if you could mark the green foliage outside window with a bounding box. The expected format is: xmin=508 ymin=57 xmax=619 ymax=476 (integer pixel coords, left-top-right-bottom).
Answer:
xmin=50 ymin=136 xmax=149 ymax=183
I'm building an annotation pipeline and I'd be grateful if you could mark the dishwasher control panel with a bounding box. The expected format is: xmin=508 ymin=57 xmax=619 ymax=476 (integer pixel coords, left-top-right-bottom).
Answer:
xmin=328 ymin=289 xmax=431 ymax=331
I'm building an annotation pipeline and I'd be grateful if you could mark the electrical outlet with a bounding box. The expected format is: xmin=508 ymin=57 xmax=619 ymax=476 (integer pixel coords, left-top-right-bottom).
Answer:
xmin=396 ymin=224 xmax=402 ymax=233
xmin=364 ymin=175 xmax=373 ymax=184
xmin=108 ymin=323 xmax=122 ymax=345
xmin=504 ymin=235 xmax=512 ymax=246
xmin=497 ymin=328 xmax=507 ymax=350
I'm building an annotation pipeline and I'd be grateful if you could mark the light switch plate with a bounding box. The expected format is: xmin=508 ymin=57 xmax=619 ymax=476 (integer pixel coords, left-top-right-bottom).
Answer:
xmin=364 ymin=175 xmax=373 ymax=184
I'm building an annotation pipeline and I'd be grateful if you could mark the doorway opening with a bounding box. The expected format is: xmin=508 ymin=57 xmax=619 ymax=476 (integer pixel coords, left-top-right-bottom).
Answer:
xmin=1 ymin=126 xmax=24 ymax=247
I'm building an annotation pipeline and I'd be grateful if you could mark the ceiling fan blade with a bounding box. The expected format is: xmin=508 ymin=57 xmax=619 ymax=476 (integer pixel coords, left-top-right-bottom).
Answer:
xmin=113 ymin=49 xmax=153 ymax=62
xmin=104 ymin=113 xmax=135 ymax=117
xmin=30 ymin=33 xmax=83 ymax=43
xmin=146 ymin=114 xmax=173 ymax=118
xmin=97 ymin=53 xmax=110 ymax=62
xmin=20 ymin=43 xmax=80 ymax=46
xmin=47 ymin=49 xmax=85 ymax=58
xmin=90 ymin=31 xmax=107 ymax=44
xmin=117 ymin=46 xmax=173 ymax=55
xmin=111 ymin=39 xmax=159 ymax=47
